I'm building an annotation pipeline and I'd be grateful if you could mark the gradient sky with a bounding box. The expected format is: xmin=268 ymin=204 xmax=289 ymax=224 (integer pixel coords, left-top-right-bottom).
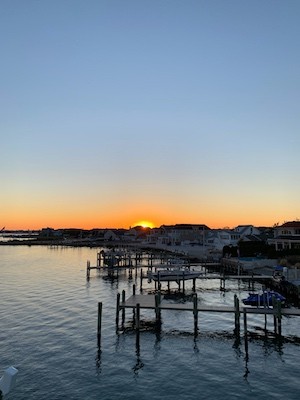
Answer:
xmin=1 ymin=0 xmax=299 ymax=230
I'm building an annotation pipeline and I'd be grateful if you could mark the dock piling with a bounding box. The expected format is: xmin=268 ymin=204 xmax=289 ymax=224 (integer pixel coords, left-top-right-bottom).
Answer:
xmin=136 ymin=303 xmax=140 ymax=346
xmin=116 ymin=293 xmax=120 ymax=331
xmin=86 ymin=260 xmax=90 ymax=280
xmin=97 ymin=302 xmax=102 ymax=348
xmin=193 ymin=294 xmax=198 ymax=336
xmin=155 ymin=293 xmax=161 ymax=328
xmin=140 ymin=269 xmax=143 ymax=292
xmin=122 ymin=290 xmax=126 ymax=326
xmin=234 ymin=295 xmax=240 ymax=335
xmin=243 ymin=310 xmax=248 ymax=357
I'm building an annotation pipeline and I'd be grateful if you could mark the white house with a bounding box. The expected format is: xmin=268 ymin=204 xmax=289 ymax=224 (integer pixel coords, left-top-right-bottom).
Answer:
xmin=268 ymin=221 xmax=300 ymax=251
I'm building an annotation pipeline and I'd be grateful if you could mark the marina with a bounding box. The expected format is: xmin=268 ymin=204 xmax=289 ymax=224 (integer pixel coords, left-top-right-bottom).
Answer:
xmin=1 ymin=245 xmax=300 ymax=400
xmin=87 ymin=248 xmax=300 ymax=344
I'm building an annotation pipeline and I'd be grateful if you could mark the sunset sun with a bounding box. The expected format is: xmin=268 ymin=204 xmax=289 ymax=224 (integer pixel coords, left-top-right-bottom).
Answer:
xmin=134 ymin=220 xmax=155 ymax=229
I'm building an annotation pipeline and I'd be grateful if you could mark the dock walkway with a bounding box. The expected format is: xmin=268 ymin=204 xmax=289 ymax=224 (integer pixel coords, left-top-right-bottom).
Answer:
xmin=114 ymin=290 xmax=300 ymax=343
xmin=121 ymin=294 xmax=300 ymax=316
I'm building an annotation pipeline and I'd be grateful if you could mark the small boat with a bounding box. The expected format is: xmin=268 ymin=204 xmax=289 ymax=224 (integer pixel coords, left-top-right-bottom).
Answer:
xmin=242 ymin=291 xmax=286 ymax=307
xmin=147 ymin=267 xmax=201 ymax=282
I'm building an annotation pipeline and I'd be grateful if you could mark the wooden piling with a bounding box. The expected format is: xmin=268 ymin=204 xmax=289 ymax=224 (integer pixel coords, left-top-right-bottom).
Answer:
xmin=122 ymin=290 xmax=126 ymax=326
xmin=234 ymin=295 xmax=240 ymax=334
xmin=192 ymin=278 xmax=196 ymax=292
xmin=136 ymin=303 xmax=140 ymax=346
xmin=97 ymin=302 xmax=102 ymax=348
xmin=155 ymin=293 xmax=161 ymax=327
xmin=277 ymin=300 xmax=282 ymax=336
xmin=140 ymin=269 xmax=143 ymax=292
xmin=193 ymin=293 xmax=198 ymax=336
xmin=243 ymin=310 xmax=248 ymax=357
xmin=116 ymin=292 xmax=120 ymax=331
xmin=273 ymin=297 xmax=282 ymax=336
xmin=86 ymin=260 xmax=90 ymax=279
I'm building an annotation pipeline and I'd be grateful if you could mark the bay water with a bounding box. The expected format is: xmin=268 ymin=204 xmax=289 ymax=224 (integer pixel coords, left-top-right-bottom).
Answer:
xmin=1 ymin=245 xmax=299 ymax=399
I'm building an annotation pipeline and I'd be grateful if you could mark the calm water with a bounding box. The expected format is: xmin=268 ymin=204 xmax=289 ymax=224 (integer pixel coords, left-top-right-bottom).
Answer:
xmin=1 ymin=246 xmax=300 ymax=399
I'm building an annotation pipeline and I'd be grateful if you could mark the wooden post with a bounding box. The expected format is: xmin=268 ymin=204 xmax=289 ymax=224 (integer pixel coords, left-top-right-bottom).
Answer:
xmin=97 ymin=302 xmax=102 ymax=348
xmin=277 ymin=300 xmax=282 ymax=336
xmin=243 ymin=310 xmax=248 ymax=358
xmin=122 ymin=290 xmax=126 ymax=326
xmin=132 ymin=284 xmax=136 ymax=321
xmin=136 ymin=303 xmax=140 ymax=346
xmin=86 ymin=260 xmax=90 ymax=279
xmin=116 ymin=293 xmax=120 ymax=331
xmin=193 ymin=293 xmax=198 ymax=336
xmin=192 ymin=278 xmax=196 ymax=293
xmin=274 ymin=297 xmax=282 ymax=336
xmin=140 ymin=269 xmax=143 ymax=292
xmin=234 ymin=295 xmax=240 ymax=335
xmin=157 ymin=271 xmax=161 ymax=291
xmin=182 ymin=275 xmax=185 ymax=294
xmin=155 ymin=293 xmax=161 ymax=328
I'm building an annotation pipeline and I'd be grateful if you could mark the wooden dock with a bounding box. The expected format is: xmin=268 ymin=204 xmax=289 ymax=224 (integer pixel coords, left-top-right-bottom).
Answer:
xmin=115 ymin=289 xmax=300 ymax=342
xmin=139 ymin=268 xmax=273 ymax=292
xmin=120 ymin=293 xmax=300 ymax=316
xmin=95 ymin=287 xmax=300 ymax=354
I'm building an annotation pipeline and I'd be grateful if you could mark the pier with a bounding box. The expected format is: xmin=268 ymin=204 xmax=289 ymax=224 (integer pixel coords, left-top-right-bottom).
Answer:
xmin=91 ymin=248 xmax=300 ymax=352
xmin=140 ymin=267 xmax=273 ymax=293
xmin=86 ymin=248 xmax=191 ymax=279
xmin=86 ymin=248 xmax=276 ymax=293
xmin=115 ymin=287 xmax=300 ymax=349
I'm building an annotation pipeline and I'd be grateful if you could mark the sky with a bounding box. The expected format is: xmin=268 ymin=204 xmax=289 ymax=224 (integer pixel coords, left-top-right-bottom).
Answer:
xmin=1 ymin=0 xmax=299 ymax=230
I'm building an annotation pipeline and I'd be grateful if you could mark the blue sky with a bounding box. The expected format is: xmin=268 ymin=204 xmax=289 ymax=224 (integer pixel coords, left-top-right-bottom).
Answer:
xmin=1 ymin=0 xmax=299 ymax=229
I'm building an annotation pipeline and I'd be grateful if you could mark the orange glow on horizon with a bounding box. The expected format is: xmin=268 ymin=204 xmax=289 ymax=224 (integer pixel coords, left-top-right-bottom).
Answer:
xmin=1 ymin=200 xmax=295 ymax=231
xmin=133 ymin=220 xmax=155 ymax=229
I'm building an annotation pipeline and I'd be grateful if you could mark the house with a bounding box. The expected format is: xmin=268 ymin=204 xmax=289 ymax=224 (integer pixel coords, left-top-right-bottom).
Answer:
xmin=205 ymin=229 xmax=239 ymax=251
xmin=268 ymin=221 xmax=300 ymax=251
xmin=145 ymin=224 xmax=210 ymax=246
xmin=160 ymin=224 xmax=210 ymax=245
xmin=205 ymin=225 xmax=262 ymax=252
xmin=103 ymin=229 xmax=120 ymax=241
xmin=234 ymin=225 xmax=261 ymax=238
xmin=123 ymin=226 xmax=151 ymax=242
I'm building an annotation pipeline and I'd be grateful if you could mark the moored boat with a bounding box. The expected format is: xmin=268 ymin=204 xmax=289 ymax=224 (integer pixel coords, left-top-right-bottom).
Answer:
xmin=147 ymin=267 xmax=201 ymax=282
xmin=242 ymin=291 xmax=286 ymax=307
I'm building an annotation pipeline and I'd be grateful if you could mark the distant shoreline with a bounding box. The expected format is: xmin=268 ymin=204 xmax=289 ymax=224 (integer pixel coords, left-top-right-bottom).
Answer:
xmin=0 ymin=238 xmax=212 ymax=261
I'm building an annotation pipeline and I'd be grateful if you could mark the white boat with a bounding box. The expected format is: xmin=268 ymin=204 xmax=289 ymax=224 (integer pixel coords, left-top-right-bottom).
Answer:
xmin=147 ymin=267 xmax=201 ymax=282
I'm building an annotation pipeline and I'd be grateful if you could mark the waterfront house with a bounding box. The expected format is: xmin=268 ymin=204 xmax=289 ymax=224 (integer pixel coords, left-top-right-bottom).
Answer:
xmin=268 ymin=221 xmax=300 ymax=251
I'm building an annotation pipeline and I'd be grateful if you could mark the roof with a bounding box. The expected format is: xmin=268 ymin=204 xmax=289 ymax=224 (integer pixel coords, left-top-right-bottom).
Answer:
xmin=161 ymin=224 xmax=211 ymax=230
xmin=280 ymin=221 xmax=300 ymax=228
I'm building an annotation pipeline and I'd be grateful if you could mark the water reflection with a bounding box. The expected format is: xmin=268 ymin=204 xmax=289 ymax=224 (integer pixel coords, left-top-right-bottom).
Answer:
xmin=132 ymin=341 xmax=144 ymax=376
xmin=193 ymin=338 xmax=199 ymax=353
xmin=95 ymin=349 xmax=102 ymax=375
